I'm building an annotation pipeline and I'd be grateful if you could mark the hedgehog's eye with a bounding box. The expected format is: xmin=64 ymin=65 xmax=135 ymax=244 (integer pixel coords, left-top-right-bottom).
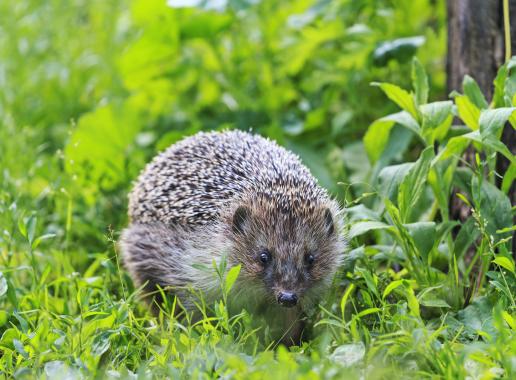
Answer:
xmin=305 ymin=253 xmax=315 ymax=267
xmin=259 ymin=250 xmax=271 ymax=265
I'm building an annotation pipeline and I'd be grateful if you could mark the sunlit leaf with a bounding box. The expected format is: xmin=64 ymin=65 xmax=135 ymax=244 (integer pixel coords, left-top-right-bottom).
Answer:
xmin=398 ymin=147 xmax=434 ymax=222
xmin=224 ymin=264 xmax=241 ymax=294
xmin=411 ymin=57 xmax=428 ymax=105
xmin=492 ymin=256 xmax=515 ymax=274
xmin=364 ymin=111 xmax=421 ymax=163
xmin=463 ymin=75 xmax=488 ymax=109
xmin=372 ymin=82 xmax=419 ymax=120
xmin=455 ymin=95 xmax=480 ymax=130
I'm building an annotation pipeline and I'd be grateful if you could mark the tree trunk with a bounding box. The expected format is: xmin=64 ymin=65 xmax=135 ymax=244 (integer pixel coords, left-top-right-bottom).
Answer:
xmin=447 ymin=0 xmax=516 ymax=255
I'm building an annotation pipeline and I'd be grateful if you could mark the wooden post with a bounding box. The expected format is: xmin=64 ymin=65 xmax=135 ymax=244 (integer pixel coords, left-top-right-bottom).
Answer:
xmin=447 ymin=0 xmax=515 ymax=255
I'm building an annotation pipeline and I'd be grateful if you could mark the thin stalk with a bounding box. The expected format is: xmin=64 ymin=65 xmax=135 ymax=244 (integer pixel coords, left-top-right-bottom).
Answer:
xmin=504 ymin=0 xmax=511 ymax=62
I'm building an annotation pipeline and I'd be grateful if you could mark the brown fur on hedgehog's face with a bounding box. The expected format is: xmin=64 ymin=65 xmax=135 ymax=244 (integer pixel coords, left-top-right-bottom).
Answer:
xmin=227 ymin=194 xmax=343 ymax=308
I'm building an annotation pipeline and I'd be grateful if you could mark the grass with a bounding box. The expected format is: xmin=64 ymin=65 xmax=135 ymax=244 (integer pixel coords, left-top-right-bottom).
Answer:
xmin=1 ymin=0 xmax=515 ymax=379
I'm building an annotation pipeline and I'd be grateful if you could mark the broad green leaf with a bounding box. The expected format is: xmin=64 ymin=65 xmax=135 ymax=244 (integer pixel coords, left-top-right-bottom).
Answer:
xmin=364 ymin=119 xmax=395 ymax=163
xmin=504 ymin=66 xmax=516 ymax=108
xmin=419 ymin=298 xmax=451 ymax=308
xmin=378 ymin=163 xmax=413 ymax=203
xmin=493 ymin=62 xmax=508 ymax=108
xmin=428 ymin=162 xmax=457 ymax=219
xmin=492 ymin=256 xmax=515 ymax=273
xmin=463 ymin=75 xmax=488 ymax=109
xmin=92 ymin=331 xmax=112 ymax=357
xmin=420 ymin=101 xmax=453 ymax=143
xmin=458 ymin=297 xmax=497 ymax=337
xmin=411 ymin=57 xmax=428 ymax=105
xmin=13 ymin=339 xmax=29 ymax=359
xmin=348 ymin=221 xmax=393 ymax=239
xmin=364 ymin=111 xmax=420 ymax=163
xmin=454 ymin=218 xmax=479 ymax=259
xmin=439 ymin=130 xmax=516 ymax=165
xmin=478 ymin=108 xmax=515 ymax=138
xmin=372 ymin=36 xmax=425 ymax=66
xmin=502 ymin=311 xmax=516 ymax=330
xmin=66 ymin=103 xmax=143 ymax=197
xmin=44 ymin=361 xmax=79 ymax=380
xmin=398 ymin=147 xmax=434 ymax=222
xmin=472 ymin=177 xmax=513 ymax=237
xmin=502 ymin=162 xmax=516 ymax=194
xmin=404 ymin=222 xmax=436 ymax=262
xmin=372 ymin=82 xmax=420 ymax=120
xmin=455 ymin=95 xmax=480 ymax=130
xmin=330 ymin=343 xmax=365 ymax=367
xmin=480 ymin=135 xmax=516 ymax=164
xmin=346 ymin=204 xmax=381 ymax=223
xmin=224 ymin=264 xmax=241 ymax=294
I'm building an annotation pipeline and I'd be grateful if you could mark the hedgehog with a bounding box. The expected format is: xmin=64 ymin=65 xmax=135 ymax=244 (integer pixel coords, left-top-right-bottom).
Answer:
xmin=120 ymin=130 xmax=345 ymax=343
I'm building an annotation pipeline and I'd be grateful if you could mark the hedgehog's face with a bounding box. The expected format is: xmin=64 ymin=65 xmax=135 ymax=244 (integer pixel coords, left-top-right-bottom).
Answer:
xmin=229 ymin=199 xmax=343 ymax=308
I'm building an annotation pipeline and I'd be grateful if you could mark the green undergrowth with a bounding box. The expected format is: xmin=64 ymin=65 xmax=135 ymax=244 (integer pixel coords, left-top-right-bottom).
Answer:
xmin=1 ymin=0 xmax=515 ymax=379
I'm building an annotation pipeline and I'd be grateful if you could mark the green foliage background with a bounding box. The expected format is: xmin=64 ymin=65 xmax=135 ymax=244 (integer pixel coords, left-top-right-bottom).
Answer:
xmin=1 ymin=0 xmax=515 ymax=379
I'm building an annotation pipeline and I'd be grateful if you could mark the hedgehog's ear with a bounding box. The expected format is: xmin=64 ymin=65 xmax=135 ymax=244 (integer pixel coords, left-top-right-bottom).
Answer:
xmin=323 ymin=208 xmax=335 ymax=237
xmin=232 ymin=206 xmax=250 ymax=234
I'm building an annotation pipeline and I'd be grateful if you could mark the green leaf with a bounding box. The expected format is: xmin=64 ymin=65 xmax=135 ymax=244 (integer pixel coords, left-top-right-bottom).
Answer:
xmin=404 ymin=222 xmax=436 ymax=262
xmin=364 ymin=111 xmax=421 ymax=163
xmin=340 ymin=283 xmax=355 ymax=317
xmin=364 ymin=119 xmax=395 ymax=164
xmin=65 ymin=103 xmax=143 ymax=197
xmin=458 ymin=296 xmax=496 ymax=337
xmin=478 ymin=108 xmax=515 ymax=138
xmin=224 ymin=264 xmax=241 ymax=294
xmin=32 ymin=233 xmax=56 ymax=249
xmin=13 ymin=339 xmax=29 ymax=359
xmin=455 ymin=95 xmax=480 ymax=130
xmin=502 ymin=162 xmax=516 ymax=194
xmin=372 ymin=82 xmax=420 ymax=120
xmin=330 ymin=343 xmax=365 ymax=367
xmin=493 ymin=63 xmax=508 ymax=108
xmin=463 ymin=75 xmax=488 ymax=109
xmin=411 ymin=57 xmax=428 ymax=105
xmin=348 ymin=221 xmax=393 ymax=239
xmin=439 ymin=130 xmax=516 ymax=165
xmin=419 ymin=298 xmax=451 ymax=308
xmin=492 ymin=256 xmax=515 ymax=273
xmin=372 ymin=36 xmax=425 ymax=66
xmin=473 ymin=177 xmax=513 ymax=237
xmin=378 ymin=163 xmax=413 ymax=203
xmin=398 ymin=147 xmax=434 ymax=222
xmin=382 ymin=279 xmax=403 ymax=299
xmin=454 ymin=218 xmax=480 ymax=259
xmin=92 ymin=331 xmax=111 ymax=357
xmin=420 ymin=101 xmax=453 ymax=143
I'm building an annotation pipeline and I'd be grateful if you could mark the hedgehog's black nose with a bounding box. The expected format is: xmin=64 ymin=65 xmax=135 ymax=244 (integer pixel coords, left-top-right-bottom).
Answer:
xmin=277 ymin=292 xmax=298 ymax=307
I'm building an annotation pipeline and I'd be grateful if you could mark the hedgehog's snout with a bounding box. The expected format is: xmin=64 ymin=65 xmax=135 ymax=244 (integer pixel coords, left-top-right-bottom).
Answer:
xmin=277 ymin=291 xmax=298 ymax=307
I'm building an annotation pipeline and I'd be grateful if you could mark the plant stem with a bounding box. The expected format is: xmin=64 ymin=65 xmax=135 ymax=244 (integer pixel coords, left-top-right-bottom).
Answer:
xmin=504 ymin=0 xmax=511 ymax=62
